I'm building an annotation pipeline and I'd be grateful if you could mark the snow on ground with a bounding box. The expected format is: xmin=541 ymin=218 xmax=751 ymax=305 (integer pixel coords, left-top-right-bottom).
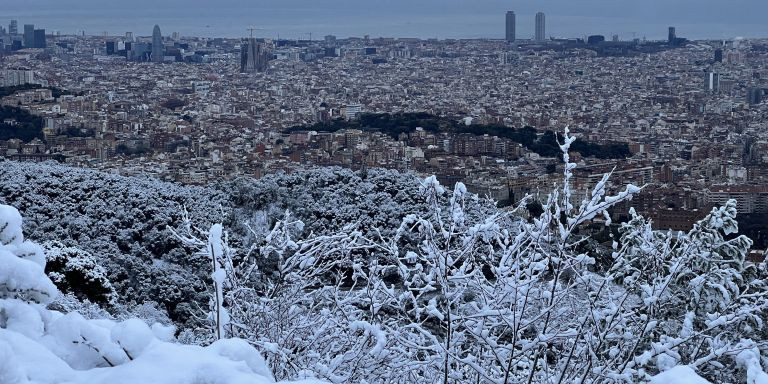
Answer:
xmin=650 ymin=366 xmax=712 ymax=384
xmin=2 ymin=327 xmax=327 ymax=384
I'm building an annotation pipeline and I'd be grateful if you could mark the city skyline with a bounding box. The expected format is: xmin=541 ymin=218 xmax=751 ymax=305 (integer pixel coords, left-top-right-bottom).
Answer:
xmin=2 ymin=0 xmax=766 ymax=40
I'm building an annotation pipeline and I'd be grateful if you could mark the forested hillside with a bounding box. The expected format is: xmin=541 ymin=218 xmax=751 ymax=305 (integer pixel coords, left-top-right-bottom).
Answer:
xmin=0 ymin=161 xmax=492 ymax=327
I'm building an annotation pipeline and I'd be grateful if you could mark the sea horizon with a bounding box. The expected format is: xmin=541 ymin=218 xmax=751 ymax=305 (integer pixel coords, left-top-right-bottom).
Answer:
xmin=3 ymin=1 xmax=766 ymax=41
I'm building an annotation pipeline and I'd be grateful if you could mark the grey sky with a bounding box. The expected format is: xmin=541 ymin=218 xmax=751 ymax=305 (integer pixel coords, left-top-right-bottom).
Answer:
xmin=3 ymin=1 xmax=765 ymax=39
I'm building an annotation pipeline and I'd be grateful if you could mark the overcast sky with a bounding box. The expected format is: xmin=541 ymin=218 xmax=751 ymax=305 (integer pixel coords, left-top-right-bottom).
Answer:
xmin=4 ymin=0 xmax=765 ymax=39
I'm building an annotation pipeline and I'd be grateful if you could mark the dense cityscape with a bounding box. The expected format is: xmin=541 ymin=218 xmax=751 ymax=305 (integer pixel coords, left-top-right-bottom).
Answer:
xmin=3 ymin=14 xmax=768 ymax=238
xmin=3 ymin=7 xmax=768 ymax=383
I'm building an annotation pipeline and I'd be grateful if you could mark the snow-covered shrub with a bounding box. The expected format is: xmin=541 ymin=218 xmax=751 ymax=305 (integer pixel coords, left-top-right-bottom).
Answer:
xmin=0 ymin=203 xmax=321 ymax=384
xmin=192 ymin=130 xmax=768 ymax=383
xmin=0 ymin=205 xmax=57 ymax=306
xmin=44 ymin=241 xmax=117 ymax=305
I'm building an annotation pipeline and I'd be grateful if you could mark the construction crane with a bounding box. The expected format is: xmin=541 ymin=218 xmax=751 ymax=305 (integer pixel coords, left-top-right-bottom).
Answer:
xmin=299 ymin=32 xmax=312 ymax=42
xmin=619 ymin=32 xmax=637 ymax=41
xmin=246 ymin=26 xmax=265 ymax=38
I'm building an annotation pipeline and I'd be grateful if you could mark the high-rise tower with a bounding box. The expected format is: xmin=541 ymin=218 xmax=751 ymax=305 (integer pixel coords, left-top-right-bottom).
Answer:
xmin=23 ymin=24 xmax=34 ymax=47
xmin=9 ymin=20 xmax=17 ymax=35
xmin=505 ymin=11 xmax=516 ymax=42
xmin=535 ymin=12 xmax=546 ymax=41
xmin=705 ymin=71 xmax=720 ymax=93
xmin=151 ymin=25 xmax=164 ymax=63
xmin=33 ymin=29 xmax=45 ymax=48
xmin=668 ymin=27 xmax=676 ymax=43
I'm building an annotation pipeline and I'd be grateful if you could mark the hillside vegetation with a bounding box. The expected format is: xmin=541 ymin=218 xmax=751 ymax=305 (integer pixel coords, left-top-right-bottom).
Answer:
xmin=1 ymin=133 xmax=767 ymax=383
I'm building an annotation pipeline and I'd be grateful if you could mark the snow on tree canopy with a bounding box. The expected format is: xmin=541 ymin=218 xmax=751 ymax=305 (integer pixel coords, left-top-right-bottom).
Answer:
xmin=0 ymin=161 xmax=496 ymax=331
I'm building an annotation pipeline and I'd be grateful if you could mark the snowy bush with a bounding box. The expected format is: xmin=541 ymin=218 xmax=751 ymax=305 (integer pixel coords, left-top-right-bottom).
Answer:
xmin=0 ymin=203 xmax=323 ymax=384
xmin=4 ymin=130 xmax=768 ymax=383
xmin=44 ymin=241 xmax=117 ymax=305
xmin=179 ymin=130 xmax=768 ymax=383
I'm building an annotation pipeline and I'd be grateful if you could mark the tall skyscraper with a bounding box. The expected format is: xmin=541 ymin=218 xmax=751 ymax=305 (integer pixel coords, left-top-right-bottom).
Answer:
xmin=505 ymin=11 xmax=516 ymax=42
xmin=23 ymin=24 xmax=34 ymax=48
xmin=151 ymin=25 xmax=164 ymax=63
xmin=535 ymin=12 xmax=546 ymax=41
xmin=705 ymin=72 xmax=721 ymax=93
xmin=240 ymin=38 xmax=270 ymax=73
xmin=33 ymin=29 xmax=45 ymax=48
xmin=9 ymin=20 xmax=17 ymax=35
xmin=714 ymin=49 xmax=723 ymax=63
xmin=668 ymin=27 xmax=676 ymax=43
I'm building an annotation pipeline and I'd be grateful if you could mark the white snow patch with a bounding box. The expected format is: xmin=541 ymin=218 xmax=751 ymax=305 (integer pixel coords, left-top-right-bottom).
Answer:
xmin=650 ymin=366 xmax=711 ymax=384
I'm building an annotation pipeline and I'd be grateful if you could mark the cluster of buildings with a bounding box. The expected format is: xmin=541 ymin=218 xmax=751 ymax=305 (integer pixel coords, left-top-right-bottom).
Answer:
xmin=2 ymin=22 xmax=768 ymax=233
xmin=503 ymin=10 xmax=688 ymax=57
xmin=505 ymin=11 xmax=546 ymax=42
xmin=0 ymin=20 xmax=46 ymax=51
